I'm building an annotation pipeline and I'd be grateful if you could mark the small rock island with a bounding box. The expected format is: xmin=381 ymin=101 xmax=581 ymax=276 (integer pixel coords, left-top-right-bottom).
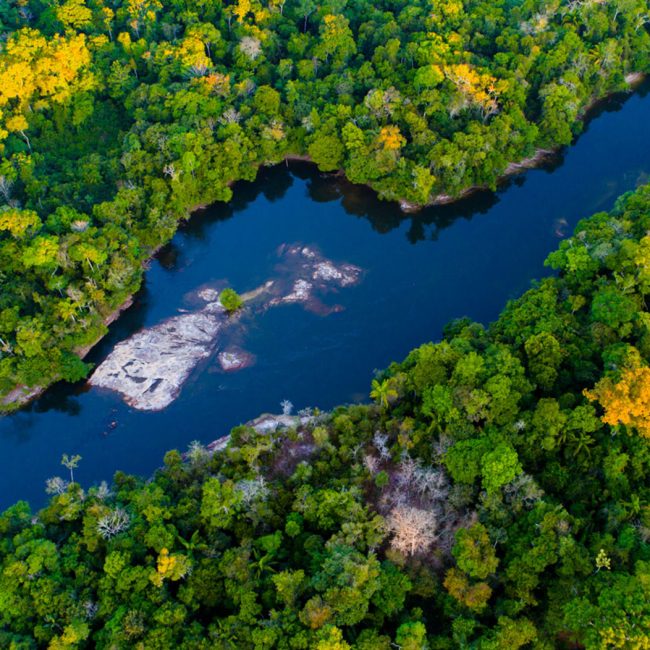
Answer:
xmin=90 ymin=244 xmax=362 ymax=410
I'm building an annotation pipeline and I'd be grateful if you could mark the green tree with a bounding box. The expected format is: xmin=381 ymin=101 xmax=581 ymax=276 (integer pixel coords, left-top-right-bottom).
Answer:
xmin=220 ymin=288 xmax=243 ymax=313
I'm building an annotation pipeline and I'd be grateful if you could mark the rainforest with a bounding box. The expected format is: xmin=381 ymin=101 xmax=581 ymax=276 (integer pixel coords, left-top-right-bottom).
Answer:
xmin=1 ymin=0 xmax=650 ymax=648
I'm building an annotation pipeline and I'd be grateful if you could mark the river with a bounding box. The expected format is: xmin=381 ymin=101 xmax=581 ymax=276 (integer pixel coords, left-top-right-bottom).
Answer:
xmin=1 ymin=82 xmax=649 ymax=510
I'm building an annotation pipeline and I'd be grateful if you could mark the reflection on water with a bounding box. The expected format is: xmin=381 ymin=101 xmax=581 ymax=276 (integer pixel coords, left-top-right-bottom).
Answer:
xmin=1 ymin=81 xmax=650 ymax=510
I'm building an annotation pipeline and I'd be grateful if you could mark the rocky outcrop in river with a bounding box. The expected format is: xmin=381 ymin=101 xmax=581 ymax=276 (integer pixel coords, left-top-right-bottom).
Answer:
xmin=90 ymin=245 xmax=361 ymax=411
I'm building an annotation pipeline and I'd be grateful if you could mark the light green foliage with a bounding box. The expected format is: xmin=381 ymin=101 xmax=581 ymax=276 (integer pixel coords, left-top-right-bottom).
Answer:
xmin=453 ymin=524 xmax=499 ymax=580
xmin=310 ymin=544 xmax=381 ymax=626
xmin=444 ymin=438 xmax=490 ymax=485
xmin=525 ymin=332 xmax=563 ymax=391
xmin=563 ymin=562 xmax=650 ymax=649
xmin=481 ymin=443 xmax=522 ymax=494
xmin=219 ymin=287 xmax=243 ymax=313
xmin=477 ymin=616 xmax=537 ymax=650
xmin=395 ymin=621 xmax=428 ymax=650
xmin=200 ymin=477 xmax=243 ymax=529
xmin=1 ymin=4 xmax=650 ymax=649
xmin=308 ymin=134 xmax=345 ymax=172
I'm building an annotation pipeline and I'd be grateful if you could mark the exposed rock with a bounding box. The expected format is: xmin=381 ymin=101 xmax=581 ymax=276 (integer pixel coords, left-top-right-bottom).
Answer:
xmin=279 ymin=244 xmax=362 ymax=293
xmin=218 ymin=348 xmax=256 ymax=372
xmin=313 ymin=260 xmax=360 ymax=285
xmin=91 ymin=311 xmax=226 ymax=411
xmin=399 ymin=200 xmax=422 ymax=213
xmin=240 ymin=281 xmax=274 ymax=302
xmin=625 ymin=71 xmax=645 ymax=86
xmin=206 ymin=436 xmax=230 ymax=454
xmin=246 ymin=412 xmax=313 ymax=434
xmin=503 ymin=148 xmax=556 ymax=175
xmin=204 ymin=411 xmax=316 ymax=456
xmin=1 ymin=385 xmax=44 ymax=410
xmin=90 ymin=244 xmax=363 ymax=411
xmin=272 ymin=279 xmax=313 ymax=305
xmin=197 ymin=287 xmax=220 ymax=302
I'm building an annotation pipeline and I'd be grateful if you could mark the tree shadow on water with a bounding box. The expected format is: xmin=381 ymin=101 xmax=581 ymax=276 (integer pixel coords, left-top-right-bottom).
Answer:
xmin=290 ymin=160 xmax=501 ymax=244
xmin=177 ymin=165 xmax=296 ymax=245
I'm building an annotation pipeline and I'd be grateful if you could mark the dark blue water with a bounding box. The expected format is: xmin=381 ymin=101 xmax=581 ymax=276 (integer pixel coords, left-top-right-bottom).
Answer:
xmin=2 ymin=84 xmax=650 ymax=510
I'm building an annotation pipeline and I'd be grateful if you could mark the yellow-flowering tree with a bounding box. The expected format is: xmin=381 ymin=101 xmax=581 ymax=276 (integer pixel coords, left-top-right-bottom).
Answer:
xmin=0 ymin=29 xmax=94 ymax=150
xmin=444 ymin=63 xmax=507 ymax=120
xmin=150 ymin=548 xmax=192 ymax=587
xmin=378 ymin=126 xmax=406 ymax=152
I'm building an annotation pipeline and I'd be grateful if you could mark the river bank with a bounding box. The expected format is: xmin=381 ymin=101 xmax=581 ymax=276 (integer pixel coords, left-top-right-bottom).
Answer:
xmin=399 ymin=72 xmax=648 ymax=211
xmin=0 ymin=200 xmax=222 ymax=412
xmin=1 ymin=295 xmax=136 ymax=412
xmin=204 ymin=412 xmax=316 ymax=455
xmin=288 ymin=73 xmax=647 ymax=215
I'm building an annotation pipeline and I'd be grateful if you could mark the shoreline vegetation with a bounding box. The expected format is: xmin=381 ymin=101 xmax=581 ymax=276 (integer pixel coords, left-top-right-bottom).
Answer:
xmin=2 ymin=1 xmax=650 ymax=646
xmin=400 ymin=71 xmax=648 ymax=211
xmin=2 ymin=72 xmax=646 ymax=412
xmin=2 ymin=183 xmax=650 ymax=647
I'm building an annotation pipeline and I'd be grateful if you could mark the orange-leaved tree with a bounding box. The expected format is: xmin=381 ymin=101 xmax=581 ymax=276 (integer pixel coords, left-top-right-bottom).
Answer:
xmin=584 ymin=365 xmax=650 ymax=438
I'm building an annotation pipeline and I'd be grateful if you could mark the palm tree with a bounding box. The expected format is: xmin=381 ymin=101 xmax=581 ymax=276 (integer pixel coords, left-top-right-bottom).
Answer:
xmin=370 ymin=378 xmax=398 ymax=409
xmin=570 ymin=431 xmax=595 ymax=463
xmin=61 ymin=453 xmax=82 ymax=483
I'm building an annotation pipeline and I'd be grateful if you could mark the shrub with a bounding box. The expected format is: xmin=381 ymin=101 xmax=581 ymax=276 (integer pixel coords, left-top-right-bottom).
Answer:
xmin=220 ymin=288 xmax=243 ymax=313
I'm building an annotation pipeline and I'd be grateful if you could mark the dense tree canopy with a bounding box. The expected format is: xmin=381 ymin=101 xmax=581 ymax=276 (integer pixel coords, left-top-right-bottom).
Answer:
xmin=2 ymin=181 xmax=650 ymax=648
xmin=1 ymin=0 xmax=650 ymax=403
xmin=2 ymin=2 xmax=650 ymax=646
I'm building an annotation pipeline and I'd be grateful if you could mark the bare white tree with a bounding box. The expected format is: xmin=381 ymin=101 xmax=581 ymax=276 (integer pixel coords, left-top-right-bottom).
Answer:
xmin=187 ymin=440 xmax=210 ymax=465
xmin=432 ymin=433 xmax=453 ymax=459
xmin=236 ymin=477 xmax=269 ymax=507
xmin=239 ymin=36 xmax=262 ymax=60
xmin=187 ymin=63 xmax=209 ymax=77
xmin=71 ymin=219 xmax=89 ymax=232
xmin=504 ymin=473 xmax=544 ymax=509
xmin=97 ymin=508 xmax=130 ymax=540
xmin=163 ymin=163 xmax=179 ymax=180
xmin=45 ymin=476 xmax=68 ymax=495
xmin=84 ymin=601 xmax=98 ymax=620
xmin=414 ymin=466 xmax=448 ymax=500
xmin=512 ymin=419 xmax=526 ymax=432
xmin=220 ymin=108 xmax=241 ymax=124
xmin=386 ymin=506 xmax=437 ymax=556
xmin=0 ymin=175 xmax=13 ymax=204
xmin=96 ymin=481 xmax=111 ymax=500
xmin=301 ymin=115 xmax=315 ymax=133
xmin=363 ymin=454 xmax=379 ymax=475
xmin=396 ymin=455 xmax=419 ymax=489
xmin=373 ymin=432 xmax=391 ymax=461
xmin=281 ymin=399 xmax=294 ymax=416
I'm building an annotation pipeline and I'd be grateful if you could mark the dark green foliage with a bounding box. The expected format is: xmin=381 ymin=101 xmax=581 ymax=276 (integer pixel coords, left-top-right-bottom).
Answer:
xmin=2 ymin=1 xmax=650 ymax=647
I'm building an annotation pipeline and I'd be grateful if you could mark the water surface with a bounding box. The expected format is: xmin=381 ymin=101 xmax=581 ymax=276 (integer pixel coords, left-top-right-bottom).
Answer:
xmin=2 ymin=84 xmax=650 ymax=509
